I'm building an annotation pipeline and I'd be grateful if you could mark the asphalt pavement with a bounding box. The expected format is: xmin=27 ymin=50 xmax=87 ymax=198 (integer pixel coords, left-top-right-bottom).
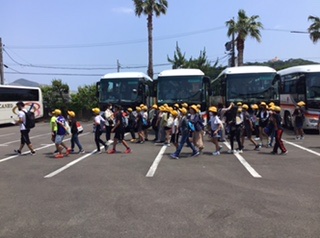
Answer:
xmin=0 ymin=122 xmax=319 ymax=238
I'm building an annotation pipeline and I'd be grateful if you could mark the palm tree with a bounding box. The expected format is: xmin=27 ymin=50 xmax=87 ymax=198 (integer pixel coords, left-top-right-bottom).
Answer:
xmin=133 ymin=0 xmax=168 ymax=78
xmin=226 ymin=9 xmax=263 ymax=66
xmin=308 ymin=15 xmax=320 ymax=44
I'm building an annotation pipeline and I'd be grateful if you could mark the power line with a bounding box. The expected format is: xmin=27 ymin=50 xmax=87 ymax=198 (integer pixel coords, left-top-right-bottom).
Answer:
xmin=5 ymin=26 xmax=225 ymax=50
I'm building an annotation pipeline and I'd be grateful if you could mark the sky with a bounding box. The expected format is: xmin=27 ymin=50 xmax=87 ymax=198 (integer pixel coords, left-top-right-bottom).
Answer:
xmin=2 ymin=0 xmax=320 ymax=91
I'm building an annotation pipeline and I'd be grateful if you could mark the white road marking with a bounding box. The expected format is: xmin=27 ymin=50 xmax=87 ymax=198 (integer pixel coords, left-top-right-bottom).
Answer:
xmin=146 ymin=145 xmax=167 ymax=177
xmin=2 ymin=133 xmax=49 ymax=145
xmin=44 ymin=148 xmax=99 ymax=178
xmin=0 ymin=132 xmax=90 ymax=163
xmin=223 ymin=142 xmax=262 ymax=178
xmin=283 ymin=139 xmax=320 ymax=157
xmin=0 ymin=133 xmax=14 ymax=138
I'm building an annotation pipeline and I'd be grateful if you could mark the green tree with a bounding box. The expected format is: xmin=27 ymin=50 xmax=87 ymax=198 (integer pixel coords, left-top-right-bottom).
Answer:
xmin=167 ymin=43 xmax=219 ymax=77
xmin=133 ymin=0 xmax=168 ymax=78
xmin=41 ymin=79 xmax=70 ymax=116
xmin=70 ymin=84 xmax=98 ymax=119
xmin=308 ymin=15 xmax=320 ymax=44
xmin=167 ymin=42 xmax=187 ymax=69
xmin=226 ymin=9 xmax=263 ymax=66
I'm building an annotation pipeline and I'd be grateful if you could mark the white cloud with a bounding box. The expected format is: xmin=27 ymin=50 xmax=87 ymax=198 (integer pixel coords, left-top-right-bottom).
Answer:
xmin=112 ymin=7 xmax=134 ymax=14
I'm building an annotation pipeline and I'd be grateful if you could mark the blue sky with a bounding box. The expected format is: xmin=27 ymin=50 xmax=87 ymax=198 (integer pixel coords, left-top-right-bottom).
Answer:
xmin=2 ymin=0 xmax=320 ymax=90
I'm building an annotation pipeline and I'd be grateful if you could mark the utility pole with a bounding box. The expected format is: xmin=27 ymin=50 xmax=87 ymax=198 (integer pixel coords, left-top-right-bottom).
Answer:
xmin=0 ymin=38 xmax=4 ymax=84
xmin=117 ymin=59 xmax=120 ymax=72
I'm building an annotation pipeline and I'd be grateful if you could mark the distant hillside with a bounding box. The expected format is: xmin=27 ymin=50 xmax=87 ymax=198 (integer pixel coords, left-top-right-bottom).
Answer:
xmin=9 ymin=78 xmax=41 ymax=87
xmin=245 ymin=58 xmax=319 ymax=70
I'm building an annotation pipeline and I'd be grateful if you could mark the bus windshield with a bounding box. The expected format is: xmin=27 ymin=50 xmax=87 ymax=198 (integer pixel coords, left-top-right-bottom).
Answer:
xmin=99 ymin=78 xmax=140 ymax=103
xmin=306 ymin=72 xmax=320 ymax=109
xmin=226 ymin=73 xmax=277 ymax=103
xmin=157 ymin=76 xmax=203 ymax=104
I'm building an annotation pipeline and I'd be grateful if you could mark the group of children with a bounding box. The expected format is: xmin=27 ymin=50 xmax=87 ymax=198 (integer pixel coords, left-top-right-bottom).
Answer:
xmin=47 ymin=99 xmax=308 ymax=159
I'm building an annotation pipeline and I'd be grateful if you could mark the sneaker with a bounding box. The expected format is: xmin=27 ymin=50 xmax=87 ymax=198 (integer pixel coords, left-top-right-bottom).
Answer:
xmin=227 ymin=150 xmax=235 ymax=154
xmin=212 ymin=151 xmax=220 ymax=156
xmin=55 ymin=154 xmax=64 ymax=159
xmin=254 ymin=145 xmax=261 ymax=151
xmin=79 ymin=150 xmax=85 ymax=154
xmin=31 ymin=150 xmax=36 ymax=155
xmin=237 ymin=149 xmax=243 ymax=154
xmin=14 ymin=149 xmax=21 ymax=155
xmin=65 ymin=150 xmax=70 ymax=156
xmin=300 ymin=136 xmax=304 ymax=140
xmin=191 ymin=151 xmax=200 ymax=157
xmin=108 ymin=149 xmax=116 ymax=154
xmin=270 ymin=151 xmax=277 ymax=155
xmin=67 ymin=148 xmax=72 ymax=153
xmin=94 ymin=150 xmax=102 ymax=154
xmin=104 ymin=144 xmax=109 ymax=152
xmin=254 ymin=137 xmax=260 ymax=141
xmin=125 ymin=148 xmax=132 ymax=154
xmin=130 ymin=139 xmax=136 ymax=142
xmin=53 ymin=149 xmax=59 ymax=154
xmin=295 ymin=136 xmax=300 ymax=140
xmin=170 ymin=153 xmax=179 ymax=159
xmin=165 ymin=143 xmax=171 ymax=147
xmin=280 ymin=151 xmax=288 ymax=155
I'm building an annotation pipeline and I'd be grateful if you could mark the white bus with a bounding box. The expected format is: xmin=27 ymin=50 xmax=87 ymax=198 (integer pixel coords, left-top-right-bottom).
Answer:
xmin=277 ymin=64 xmax=320 ymax=129
xmin=155 ymin=68 xmax=211 ymax=111
xmin=97 ymin=72 xmax=154 ymax=109
xmin=210 ymin=66 xmax=278 ymax=106
xmin=0 ymin=85 xmax=43 ymax=125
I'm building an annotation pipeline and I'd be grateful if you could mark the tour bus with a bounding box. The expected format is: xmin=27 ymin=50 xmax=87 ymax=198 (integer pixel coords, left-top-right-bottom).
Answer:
xmin=210 ymin=66 xmax=278 ymax=107
xmin=97 ymin=72 xmax=154 ymax=110
xmin=0 ymin=85 xmax=43 ymax=125
xmin=155 ymin=68 xmax=211 ymax=111
xmin=277 ymin=64 xmax=320 ymax=129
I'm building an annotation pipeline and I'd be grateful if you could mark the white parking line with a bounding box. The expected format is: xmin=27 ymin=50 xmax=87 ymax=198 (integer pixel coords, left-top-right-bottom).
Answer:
xmin=146 ymin=145 xmax=167 ymax=177
xmin=44 ymin=148 xmax=99 ymax=178
xmin=283 ymin=139 xmax=320 ymax=157
xmin=0 ymin=133 xmax=14 ymax=138
xmin=223 ymin=142 xmax=262 ymax=178
xmin=0 ymin=132 xmax=90 ymax=163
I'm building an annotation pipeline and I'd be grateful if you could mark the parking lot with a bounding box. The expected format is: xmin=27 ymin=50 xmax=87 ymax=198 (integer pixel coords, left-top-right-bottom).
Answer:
xmin=0 ymin=121 xmax=320 ymax=238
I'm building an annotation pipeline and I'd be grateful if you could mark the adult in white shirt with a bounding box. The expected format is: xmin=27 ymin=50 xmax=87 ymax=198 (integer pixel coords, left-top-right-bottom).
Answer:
xmin=14 ymin=101 xmax=36 ymax=155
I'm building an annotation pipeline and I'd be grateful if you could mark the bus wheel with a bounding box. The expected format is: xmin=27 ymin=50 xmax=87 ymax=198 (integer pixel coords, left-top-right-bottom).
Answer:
xmin=284 ymin=111 xmax=293 ymax=129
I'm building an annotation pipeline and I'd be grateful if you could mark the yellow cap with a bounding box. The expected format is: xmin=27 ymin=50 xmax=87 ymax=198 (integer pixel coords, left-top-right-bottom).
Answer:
xmin=297 ymin=101 xmax=305 ymax=107
xmin=127 ymin=108 xmax=133 ymax=112
xmin=136 ymin=106 xmax=141 ymax=112
xmin=209 ymin=106 xmax=217 ymax=113
xmin=274 ymin=106 xmax=281 ymax=112
xmin=152 ymin=104 xmax=158 ymax=109
xmin=242 ymin=104 xmax=249 ymax=110
xmin=92 ymin=108 xmax=100 ymax=115
xmin=171 ymin=110 xmax=178 ymax=117
xmin=237 ymin=102 xmax=242 ymax=106
xmin=52 ymin=109 xmax=61 ymax=115
xmin=67 ymin=110 xmax=75 ymax=117
xmin=251 ymin=104 xmax=258 ymax=110
xmin=190 ymin=104 xmax=199 ymax=113
xmin=179 ymin=107 xmax=188 ymax=115
xmin=181 ymin=103 xmax=188 ymax=108
xmin=260 ymin=102 xmax=267 ymax=106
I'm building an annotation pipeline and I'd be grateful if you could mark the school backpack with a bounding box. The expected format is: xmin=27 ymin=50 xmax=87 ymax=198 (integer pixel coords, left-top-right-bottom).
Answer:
xmin=23 ymin=110 xmax=35 ymax=129
xmin=122 ymin=115 xmax=128 ymax=128
xmin=76 ymin=121 xmax=83 ymax=134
